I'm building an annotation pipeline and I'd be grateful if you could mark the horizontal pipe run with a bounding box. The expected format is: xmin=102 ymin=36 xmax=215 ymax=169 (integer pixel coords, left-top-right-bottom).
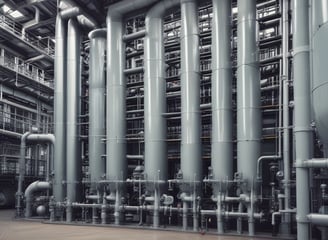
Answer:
xmin=124 ymin=67 xmax=144 ymax=75
xmin=201 ymin=210 xmax=263 ymax=219
xmin=126 ymin=155 xmax=144 ymax=160
xmin=302 ymin=159 xmax=328 ymax=168
xmin=308 ymin=214 xmax=328 ymax=226
xmin=123 ymin=30 xmax=146 ymax=42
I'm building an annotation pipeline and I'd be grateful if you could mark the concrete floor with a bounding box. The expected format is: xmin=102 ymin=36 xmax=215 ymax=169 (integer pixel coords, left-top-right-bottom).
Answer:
xmin=0 ymin=210 xmax=270 ymax=240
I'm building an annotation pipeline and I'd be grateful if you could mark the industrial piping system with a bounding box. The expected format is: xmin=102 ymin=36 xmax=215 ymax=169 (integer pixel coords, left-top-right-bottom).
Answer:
xmin=15 ymin=1 xmax=328 ymax=239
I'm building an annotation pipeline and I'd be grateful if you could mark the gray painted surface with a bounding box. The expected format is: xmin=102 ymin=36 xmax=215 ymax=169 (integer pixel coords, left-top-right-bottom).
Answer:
xmin=144 ymin=0 xmax=180 ymax=228
xmin=66 ymin=18 xmax=82 ymax=209
xmin=293 ymin=0 xmax=312 ymax=239
xmin=54 ymin=13 xmax=67 ymax=203
xmin=211 ymin=0 xmax=233 ymax=186
xmin=88 ymin=29 xmax=106 ymax=193
xmin=180 ymin=0 xmax=201 ymax=184
xmin=236 ymin=0 xmax=261 ymax=189
xmin=312 ymin=0 xmax=328 ymax=156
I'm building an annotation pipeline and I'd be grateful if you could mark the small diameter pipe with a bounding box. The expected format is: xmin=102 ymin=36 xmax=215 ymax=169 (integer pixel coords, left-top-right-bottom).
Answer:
xmin=123 ymin=30 xmax=146 ymax=42
xmin=16 ymin=132 xmax=30 ymax=216
xmin=257 ymin=155 xmax=281 ymax=180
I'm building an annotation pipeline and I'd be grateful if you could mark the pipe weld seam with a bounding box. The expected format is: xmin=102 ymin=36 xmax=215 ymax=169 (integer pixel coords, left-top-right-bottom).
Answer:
xmin=237 ymin=18 xmax=257 ymax=25
xmin=312 ymin=81 xmax=328 ymax=93
xmin=312 ymin=21 xmax=328 ymax=38
xmin=293 ymin=127 xmax=312 ymax=133
xmin=292 ymin=46 xmax=310 ymax=56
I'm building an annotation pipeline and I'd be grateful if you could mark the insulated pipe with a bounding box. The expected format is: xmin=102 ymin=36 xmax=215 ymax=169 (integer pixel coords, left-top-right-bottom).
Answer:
xmin=144 ymin=0 xmax=180 ymax=228
xmin=303 ymin=159 xmax=328 ymax=168
xmin=22 ymin=6 xmax=40 ymax=37
xmin=54 ymin=13 xmax=67 ymax=204
xmin=66 ymin=18 xmax=82 ymax=222
xmin=16 ymin=131 xmax=31 ymax=216
xmin=282 ymin=0 xmax=291 ymax=233
xmin=237 ymin=0 xmax=261 ymax=191
xmin=312 ymin=0 xmax=328 ymax=157
xmin=24 ymin=181 xmax=51 ymax=218
xmin=308 ymin=214 xmax=328 ymax=226
xmin=180 ymin=0 xmax=201 ymax=187
xmin=180 ymin=0 xmax=201 ymax=231
xmin=88 ymin=29 xmax=106 ymax=194
xmin=293 ymin=0 xmax=312 ymax=239
xmin=106 ymin=0 xmax=159 ymax=224
xmin=211 ymin=0 xmax=233 ymax=187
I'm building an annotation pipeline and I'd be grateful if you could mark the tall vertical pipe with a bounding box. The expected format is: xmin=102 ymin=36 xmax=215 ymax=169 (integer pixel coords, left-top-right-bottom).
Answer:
xmin=144 ymin=0 xmax=180 ymax=228
xmin=66 ymin=18 xmax=82 ymax=222
xmin=211 ymin=0 xmax=232 ymax=234
xmin=211 ymin=0 xmax=233 ymax=186
xmin=88 ymin=29 xmax=106 ymax=194
xmin=53 ymin=13 xmax=67 ymax=205
xmin=106 ymin=0 xmax=158 ymax=225
xmin=106 ymin=10 xmax=126 ymax=226
xmin=236 ymin=0 xmax=261 ymax=189
xmin=16 ymin=131 xmax=30 ymax=216
xmin=180 ymin=0 xmax=201 ymax=231
xmin=293 ymin=0 xmax=312 ymax=239
xmin=237 ymin=0 xmax=260 ymax=235
xmin=282 ymin=0 xmax=291 ymax=233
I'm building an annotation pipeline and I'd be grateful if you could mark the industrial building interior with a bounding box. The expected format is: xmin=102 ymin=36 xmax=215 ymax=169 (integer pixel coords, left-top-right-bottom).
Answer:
xmin=0 ymin=0 xmax=328 ymax=239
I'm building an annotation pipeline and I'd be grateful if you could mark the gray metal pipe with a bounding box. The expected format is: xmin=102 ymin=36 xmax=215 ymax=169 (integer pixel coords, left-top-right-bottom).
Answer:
xmin=180 ymin=0 xmax=201 ymax=185
xmin=312 ymin=0 xmax=328 ymax=157
xmin=236 ymin=0 xmax=261 ymax=190
xmin=308 ymin=214 xmax=328 ymax=226
xmin=123 ymin=30 xmax=146 ymax=42
xmin=66 ymin=18 xmax=82 ymax=222
xmin=88 ymin=29 xmax=106 ymax=194
xmin=282 ymin=0 xmax=291 ymax=233
xmin=16 ymin=131 xmax=31 ymax=217
xmin=106 ymin=0 xmax=159 ymax=225
xmin=144 ymin=0 xmax=180 ymax=228
xmin=60 ymin=7 xmax=81 ymax=19
xmin=180 ymin=0 xmax=201 ymax=231
xmin=54 ymin=13 xmax=67 ymax=204
xmin=211 ymin=0 xmax=233 ymax=190
xmin=293 ymin=0 xmax=312 ymax=239
xmin=22 ymin=6 xmax=40 ymax=37
xmin=24 ymin=181 xmax=51 ymax=218
xmin=303 ymin=158 xmax=328 ymax=168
